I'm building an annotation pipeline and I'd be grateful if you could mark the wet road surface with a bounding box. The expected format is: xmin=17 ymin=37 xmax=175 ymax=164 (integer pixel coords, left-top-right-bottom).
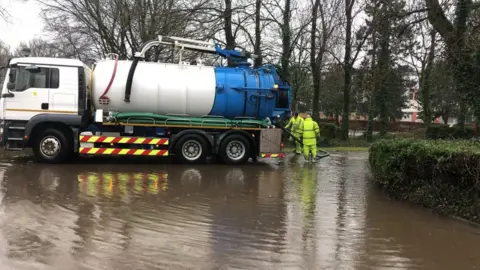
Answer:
xmin=0 ymin=152 xmax=479 ymax=269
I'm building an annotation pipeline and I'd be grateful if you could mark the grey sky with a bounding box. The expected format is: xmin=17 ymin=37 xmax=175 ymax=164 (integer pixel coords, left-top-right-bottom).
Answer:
xmin=0 ymin=0 xmax=43 ymax=48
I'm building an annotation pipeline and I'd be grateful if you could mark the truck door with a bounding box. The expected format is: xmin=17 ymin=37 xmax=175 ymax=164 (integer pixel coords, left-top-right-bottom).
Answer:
xmin=47 ymin=66 xmax=78 ymax=114
xmin=2 ymin=64 xmax=56 ymax=121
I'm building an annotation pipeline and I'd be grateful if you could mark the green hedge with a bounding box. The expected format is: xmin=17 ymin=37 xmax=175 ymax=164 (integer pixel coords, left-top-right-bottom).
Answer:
xmin=318 ymin=123 xmax=339 ymax=146
xmin=319 ymin=123 xmax=339 ymax=139
xmin=426 ymin=124 xmax=475 ymax=140
xmin=369 ymin=139 xmax=480 ymax=223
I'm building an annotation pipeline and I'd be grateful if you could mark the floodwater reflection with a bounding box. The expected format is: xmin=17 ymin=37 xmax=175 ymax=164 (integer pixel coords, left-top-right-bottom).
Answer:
xmin=0 ymin=153 xmax=477 ymax=269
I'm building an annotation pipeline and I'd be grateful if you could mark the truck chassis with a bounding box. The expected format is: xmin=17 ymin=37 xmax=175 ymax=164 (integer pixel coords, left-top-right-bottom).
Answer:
xmin=78 ymin=118 xmax=285 ymax=165
xmin=0 ymin=113 xmax=285 ymax=165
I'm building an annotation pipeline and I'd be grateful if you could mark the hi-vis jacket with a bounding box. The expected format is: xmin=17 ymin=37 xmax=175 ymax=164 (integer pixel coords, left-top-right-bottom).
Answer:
xmin=298 ymin=117 xmax=320 ymax=145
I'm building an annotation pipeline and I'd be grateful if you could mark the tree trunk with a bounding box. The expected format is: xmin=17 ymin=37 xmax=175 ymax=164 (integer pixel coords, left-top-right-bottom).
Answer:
xmin=310 ymin=0 xmax=320 ymax=120
xmin=341 ymin=0 xmax=354 ymax=141
xmin=458 ymin=96 xmax=467 ymax=128
xmin=420 ymin=30 xmax=436 ymax=128
xmin=442 ymin=112 xmax=449 ymax=124
xmin=366 ymin=2 xmax=378 ymax=142
xmin=291 ymin=83 xmax=298 ymax=112
xmin=224 ymin=0 xmax=235 ymax=66
xmin=376 ymin=3 xmax=391 ymax=137
xmin=281 ymin=0 xmax=292 ymax=82
xmin=312 ymin=51 xmax=323 ymax=122
xmin=254 ymin=0 xmax=262 ymax=68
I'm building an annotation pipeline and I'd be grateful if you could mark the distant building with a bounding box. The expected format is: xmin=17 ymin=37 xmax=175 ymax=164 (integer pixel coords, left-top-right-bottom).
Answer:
xmin=400 ymin=87 xmax=458 ymax=126
xmin=401 ymin=87 xmax=422 ymax=122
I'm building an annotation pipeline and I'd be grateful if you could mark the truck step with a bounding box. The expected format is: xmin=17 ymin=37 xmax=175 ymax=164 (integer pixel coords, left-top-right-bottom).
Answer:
xmin=7 ymin=137 xmax=24 ymax=141
xmin=6 ymin=147 xmax=23 ymax=151
xmin=8 ymin=126 xmax=25 ymax=130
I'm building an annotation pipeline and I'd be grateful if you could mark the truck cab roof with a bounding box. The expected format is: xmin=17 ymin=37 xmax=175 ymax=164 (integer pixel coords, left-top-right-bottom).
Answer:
xmin=9 ymin=57 xmax=85 ymax=67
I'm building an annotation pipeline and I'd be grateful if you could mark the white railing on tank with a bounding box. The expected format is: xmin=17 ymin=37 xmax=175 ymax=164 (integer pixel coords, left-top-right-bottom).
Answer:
xmin=133 ymin=35 xmax=217 ymax=65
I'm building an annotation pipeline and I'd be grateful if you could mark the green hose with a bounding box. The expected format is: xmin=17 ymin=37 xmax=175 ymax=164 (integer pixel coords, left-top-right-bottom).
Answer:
xmin=110 ymin=112 xmax=271 ymax=128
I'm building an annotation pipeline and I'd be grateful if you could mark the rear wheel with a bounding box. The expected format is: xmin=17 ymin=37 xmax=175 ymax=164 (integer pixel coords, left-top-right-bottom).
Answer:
xmin=32 ymin=128 xmax=72 ymax=164
xmin=174 ymin=134 xmax=210 ymax=164
xmin=219 ymin=134 xmax=251 ymax=165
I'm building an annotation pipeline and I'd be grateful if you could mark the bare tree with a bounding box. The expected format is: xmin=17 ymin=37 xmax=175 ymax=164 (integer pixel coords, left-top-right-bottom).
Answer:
xmin=262 ymin=0 xmax=311 ymax=79
xmin=1 ymin=0 xmax=29 ymax=22
xmin=39 ymin=0 xmax=220 ymax=60
xmin=340 ymin=0 xmax=374 ymax=139
xmin=0 ymin=41 xmax=12 ymax=84
xmin=290 ymin=21 xmax=312 ymax=111
xmin=0 ymin=6 xmax=8 ymax=21
xmin=310 ymin=0 xmax=343 ymax=120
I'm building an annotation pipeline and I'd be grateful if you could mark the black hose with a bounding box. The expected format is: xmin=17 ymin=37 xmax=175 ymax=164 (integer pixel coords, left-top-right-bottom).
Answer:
xmin=280 ymin=125 xmax=301 ymax=144
xmin=125 ymin=58 xmax=139 ymax=103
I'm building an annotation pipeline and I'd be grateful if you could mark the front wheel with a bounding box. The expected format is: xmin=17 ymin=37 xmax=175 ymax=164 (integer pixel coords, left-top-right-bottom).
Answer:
xmin=32 ymin=128 xmax=72 ymax=164
xmin=219 ymin=134 xmax=251 ymax=165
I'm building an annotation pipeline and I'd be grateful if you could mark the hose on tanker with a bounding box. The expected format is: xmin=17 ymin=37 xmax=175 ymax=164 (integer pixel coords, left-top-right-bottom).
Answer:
xmin=280 ymin=125 xmax=330 ymax=159
xmin=89 ymin=64 xmax=95 ymax=114
xmin=99 ymin=54 xmax=119 ymax=104
xmin=125 ymin=58 xmax=139 ymax=103
xmin=89 ymin=64 xmax=94 ymax=101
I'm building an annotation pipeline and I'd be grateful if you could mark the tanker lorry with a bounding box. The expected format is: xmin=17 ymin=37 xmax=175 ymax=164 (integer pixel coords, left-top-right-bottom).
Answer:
xmin=0 ymin=36 xmax=291 ymax=165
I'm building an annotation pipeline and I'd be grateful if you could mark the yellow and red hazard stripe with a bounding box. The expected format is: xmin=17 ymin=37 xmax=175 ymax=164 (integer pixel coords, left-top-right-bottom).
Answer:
xmin=80 ymin=135 xmax=168 ymax=145
xmin=261 ymin=153 xmax=285 ymax=158
xmin=79 ymin=147 xmax=168 ymax=156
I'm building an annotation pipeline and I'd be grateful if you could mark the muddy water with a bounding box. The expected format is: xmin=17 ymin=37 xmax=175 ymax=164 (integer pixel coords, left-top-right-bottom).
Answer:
xmin=0 ymin=153 xmax=478 ymax=270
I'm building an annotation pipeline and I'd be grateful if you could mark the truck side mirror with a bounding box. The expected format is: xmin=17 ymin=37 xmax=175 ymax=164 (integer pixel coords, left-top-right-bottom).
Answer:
xmin=25 ymin=65 xmax=41 ymax=73
xmin=7 ymin=82 xmax=15 ymax=90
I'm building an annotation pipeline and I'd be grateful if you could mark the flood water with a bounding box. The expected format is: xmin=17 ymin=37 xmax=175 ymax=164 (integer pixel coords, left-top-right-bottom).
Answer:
xmin=0 ymin=152 xmax=478 ymax=270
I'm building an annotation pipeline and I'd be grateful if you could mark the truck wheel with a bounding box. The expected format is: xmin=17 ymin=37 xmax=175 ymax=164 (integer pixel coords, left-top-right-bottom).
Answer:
xmin=219 ymin=134 xmax=251 ymax=165
xmin=174 ymin=134 xmax=210 ymax=164
xmin=33 ymin=128 xmax=72 ymax=164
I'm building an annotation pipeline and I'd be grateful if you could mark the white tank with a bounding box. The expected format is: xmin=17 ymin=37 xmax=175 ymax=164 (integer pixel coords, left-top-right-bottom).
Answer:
xmin=92 ymin=60 xmax=216 ymax=116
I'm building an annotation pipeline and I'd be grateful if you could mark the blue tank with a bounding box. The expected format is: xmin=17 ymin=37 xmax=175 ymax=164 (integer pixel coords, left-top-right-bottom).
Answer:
xmin=210 ymin=63 xmax=291 ymax=120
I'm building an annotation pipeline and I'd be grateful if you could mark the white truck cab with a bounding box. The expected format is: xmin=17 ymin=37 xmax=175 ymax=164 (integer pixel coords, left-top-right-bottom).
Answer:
xmin=0 ymin=57 xmax=90 ymax=161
